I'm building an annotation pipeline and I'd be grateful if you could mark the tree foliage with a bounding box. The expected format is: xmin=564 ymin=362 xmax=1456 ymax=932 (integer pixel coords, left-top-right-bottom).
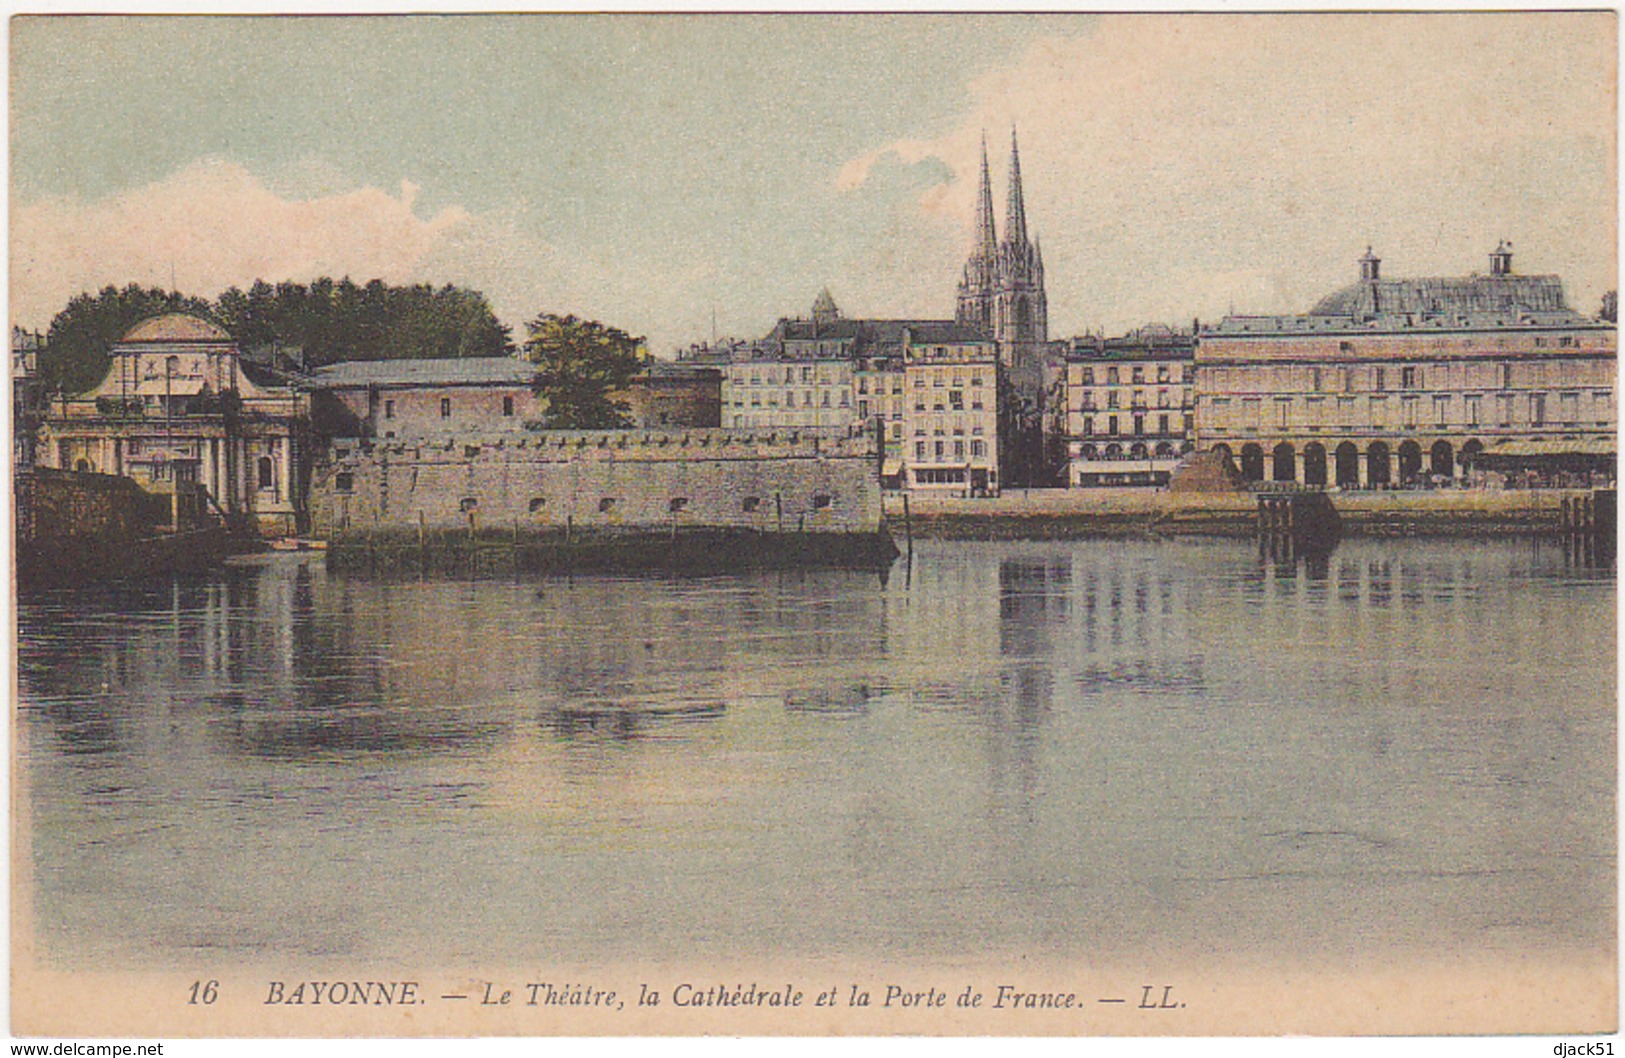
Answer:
xmin=43 ymin=285 xmax=218 ymax=396
xmin=211 ymin=278 xmax=512 ymax=366
xmin=1601 ymin=290 xmax=1617 ymax=324
xmin=39 ymin=279 xmax=514 ymax=396
xmin=521 ymin=314 xmax=646 ymax=429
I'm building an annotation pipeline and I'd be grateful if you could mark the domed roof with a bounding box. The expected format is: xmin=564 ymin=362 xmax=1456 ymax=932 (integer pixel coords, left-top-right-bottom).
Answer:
xmin=121 ymin=313 xmax=232 ymax=343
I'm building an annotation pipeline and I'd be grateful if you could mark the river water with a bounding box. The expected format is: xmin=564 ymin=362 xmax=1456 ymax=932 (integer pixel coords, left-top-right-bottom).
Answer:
xmin=14 ymin=538 xmax=1615 ymax=973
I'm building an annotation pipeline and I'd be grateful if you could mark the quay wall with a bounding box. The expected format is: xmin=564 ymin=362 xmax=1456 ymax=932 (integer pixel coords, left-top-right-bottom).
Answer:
xmin=14 ymin=466 xmax=169 ymax=544
xmin=885 ymin=487 xmax=1590 ymax=539
xmin=310 ymin=428 xmax=884 ymax=538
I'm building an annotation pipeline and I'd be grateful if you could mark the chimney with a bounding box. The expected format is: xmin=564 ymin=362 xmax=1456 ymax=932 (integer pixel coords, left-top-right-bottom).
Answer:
xmin=1490 ymin=241 xmax=1513 ymax=277
xmin=1359 ymin=246 xmax=1381 ymax=283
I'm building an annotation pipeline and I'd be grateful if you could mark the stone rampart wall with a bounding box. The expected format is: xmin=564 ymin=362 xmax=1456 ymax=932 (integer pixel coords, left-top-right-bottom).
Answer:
xmin=14 ymin=466 xmax=168 ymax=544
xmin=310 ymin=429 xmax=882 ymax=536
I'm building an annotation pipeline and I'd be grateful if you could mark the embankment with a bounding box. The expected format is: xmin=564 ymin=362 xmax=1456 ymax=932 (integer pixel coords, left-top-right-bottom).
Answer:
xmin=885 ymin=488 xmax=1590 ymax=540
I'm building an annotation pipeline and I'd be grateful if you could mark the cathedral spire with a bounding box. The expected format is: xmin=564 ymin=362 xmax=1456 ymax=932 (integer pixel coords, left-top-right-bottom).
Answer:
xmin=976 ymin=132 xmax=997 ymax=259
xmin=1004 ymin=125 xmax=1029 ymax=250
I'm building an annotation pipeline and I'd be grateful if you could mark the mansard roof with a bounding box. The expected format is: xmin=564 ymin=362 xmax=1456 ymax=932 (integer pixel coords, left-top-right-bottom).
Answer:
xmin=1310 ymin=273 xmax=1574 ymax=318
xmin=766 ymin=316 xmax=994 ymax=356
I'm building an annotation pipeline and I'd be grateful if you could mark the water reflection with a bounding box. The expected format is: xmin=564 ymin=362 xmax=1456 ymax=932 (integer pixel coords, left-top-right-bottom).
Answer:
xmin=15 ymin=539 xmax=1615 ymax=970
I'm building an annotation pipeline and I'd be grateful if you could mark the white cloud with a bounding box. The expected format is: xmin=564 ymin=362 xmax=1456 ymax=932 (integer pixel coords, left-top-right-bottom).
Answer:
xmin=11 ymin=158 xmax=728 ymax=355
xmin=838 ymin=13 xmax=1617 ymax=334
xmin=11 ymin=159 xmax=471 ymax=329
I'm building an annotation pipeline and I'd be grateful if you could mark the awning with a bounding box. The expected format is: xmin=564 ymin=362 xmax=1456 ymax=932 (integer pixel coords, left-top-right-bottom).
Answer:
xmin=1478 ymin=437 xmax=1616 ymax=460
xmin=881 ymin=458 xmax=903 ymax=477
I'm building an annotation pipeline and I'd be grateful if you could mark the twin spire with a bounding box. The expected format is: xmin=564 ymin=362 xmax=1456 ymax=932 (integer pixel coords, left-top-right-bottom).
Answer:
xmin=973 ymin=126 xmax=1031 ymax=256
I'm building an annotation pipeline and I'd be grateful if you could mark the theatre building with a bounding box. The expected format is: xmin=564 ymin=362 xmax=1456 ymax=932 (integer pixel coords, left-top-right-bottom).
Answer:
xmin=35 ymin=313 xmax=306 ymax=534
xmin=1195 ymin=245 xmax=1616 ymax=488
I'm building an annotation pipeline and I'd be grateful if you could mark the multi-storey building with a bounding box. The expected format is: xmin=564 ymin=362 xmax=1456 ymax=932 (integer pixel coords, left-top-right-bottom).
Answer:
xmin=35 ymin=313 xmax=307 ymax=533
xmin=1196 ymin=246 xmax=1616 ymax=487
xmin=722 ymin=292 xmax=1001 ymax=492
xmin=900 ymin=327 xmax=1000 ymax=494
xmin=1060 ymin=326 xmax=1197 ymax=486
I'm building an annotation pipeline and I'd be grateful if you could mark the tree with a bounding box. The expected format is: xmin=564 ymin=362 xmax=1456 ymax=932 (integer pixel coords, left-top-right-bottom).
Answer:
xmin=43 ymin=285 xmax=219 ymax=395
xmin=1601 ymin=290 xmax=1617 ymax=324
xmin=212 ymin=278 xmax=512 ymax=366
xmin=521 ymin=314 xmax=645 ymax=429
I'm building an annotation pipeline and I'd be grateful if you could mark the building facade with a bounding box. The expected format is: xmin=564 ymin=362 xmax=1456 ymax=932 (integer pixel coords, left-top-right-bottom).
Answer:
xmin=1060 ymin=326 xmax=1197 ymax=486
xmin=1196 ymin=247 xmax=1616 ymax=487
xmin=309 ymin=356 xmax=543 ymax=441
xmin=722 ymin=292 xmax=1001 ymax=493
xmin=35 ymin=314 xmax=306 ymax=534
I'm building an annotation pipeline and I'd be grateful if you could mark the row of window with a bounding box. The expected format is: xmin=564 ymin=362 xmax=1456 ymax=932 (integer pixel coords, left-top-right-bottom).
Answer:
xmin=1077 ymin=414 xmax=1192 ymax=437
xmin=1206 ymin=360 xmax=1608 ymax=393
xmin=735 ymin=389 xmax=853 ymax=409
xmin=1204 ymin=390 xmax=1611 ymax=430
xmin=1073 ymin=364 xmax=1193 ymax=385
xmin=1074 ymin=388 xmax=1190 ymax=411
xmin=384 ymin=396 xmax=518 ymax=420
xmin=912 ymin=439 xmax=988 ymax=461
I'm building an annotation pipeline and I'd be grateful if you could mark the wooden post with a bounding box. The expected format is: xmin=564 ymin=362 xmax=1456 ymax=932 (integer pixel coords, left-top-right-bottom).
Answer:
xmin=902 ymin=491 xmax=913 ymax=560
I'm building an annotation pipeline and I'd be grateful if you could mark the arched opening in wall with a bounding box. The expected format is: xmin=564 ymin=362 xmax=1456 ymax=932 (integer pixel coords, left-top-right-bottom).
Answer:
xmin=74 ymin=459 xmax=90 ymax=473
xmin=1078 ymin=444 xmax=1098 ymax=459
xmin=1430 ymin=441 xmax=1455 ymax=480
xmin=1154 ymin=442 xmax=1176 ymax=458
xmin=1398 ymin=440 xmax=1423 ymax=484
xmin=1014 ymin=297 xmax=1031 ymax=342
xmin=1179 ymin=441 xmax=1195 ymax=454
xmin=1210 ymin=443 xmax=1233 ymax=462
xmin=1303 ymin=442 xmax=1328 ymax=487
xmin=1239 ymin=443 xmax=1265 ymax=481
xmin=1129 ymin=442 xmax=1149 ymax=459
xmin=1104 ymin=443 xmax=1124 ymax=458
xmin=1460 ymin=439 xmax=1485 ymax=474
xmin=257 ymin=456 xmax=274 ymax=490
xmin=1272 ymin=442 xmax=1296 ymax=483
xmin=1335 ymin=442 xmax=1360 ymax=488
xmin=459 ymin=497 xmax=479 ymax=513
xmin=528 ymin=497 xmax=546 ymax=514
xmin=1367 ymin=441 xmax=1391 ymax=486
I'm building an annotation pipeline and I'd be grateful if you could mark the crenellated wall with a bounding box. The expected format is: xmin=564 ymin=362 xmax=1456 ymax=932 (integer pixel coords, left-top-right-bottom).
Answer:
xmin=309 ymin=428 xmax=883 ymax=536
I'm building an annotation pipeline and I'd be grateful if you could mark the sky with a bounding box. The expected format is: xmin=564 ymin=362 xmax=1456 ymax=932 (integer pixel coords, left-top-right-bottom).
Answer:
xmin=8 ymin=13 xmax=1618 ymax=356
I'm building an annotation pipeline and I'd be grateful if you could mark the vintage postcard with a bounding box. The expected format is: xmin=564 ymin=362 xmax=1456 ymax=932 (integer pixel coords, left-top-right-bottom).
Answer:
xmin=7 ymin=10 xmax=1617 ymax=1043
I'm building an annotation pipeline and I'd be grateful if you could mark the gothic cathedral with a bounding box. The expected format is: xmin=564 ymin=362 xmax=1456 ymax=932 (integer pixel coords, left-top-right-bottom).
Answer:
xmin=955 ymin=128 xmax=1048 ymax=396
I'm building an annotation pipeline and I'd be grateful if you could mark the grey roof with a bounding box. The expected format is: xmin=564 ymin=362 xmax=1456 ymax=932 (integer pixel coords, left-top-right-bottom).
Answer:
xmin=636 ymin=360 xmax=721 ymax=381
xmin=1206 ymin=308 xmax=1609 ymax=337
xmin=1206 ymin=267 xmax=1611 ymax=337
xmin=308 ymin=356 xmax=537 ymax=389
xmin=1310 ymin=273 xmax=1574 ymax=317
xmin=1066 ymin=328 xmax=1195 ymax=362
xmin=766 ymin=317 xmax=993 ymax=356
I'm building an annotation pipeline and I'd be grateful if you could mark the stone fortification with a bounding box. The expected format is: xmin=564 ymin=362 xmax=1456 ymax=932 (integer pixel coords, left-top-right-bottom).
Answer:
xmin=310 ymin=428 xmax=883 ymax=537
